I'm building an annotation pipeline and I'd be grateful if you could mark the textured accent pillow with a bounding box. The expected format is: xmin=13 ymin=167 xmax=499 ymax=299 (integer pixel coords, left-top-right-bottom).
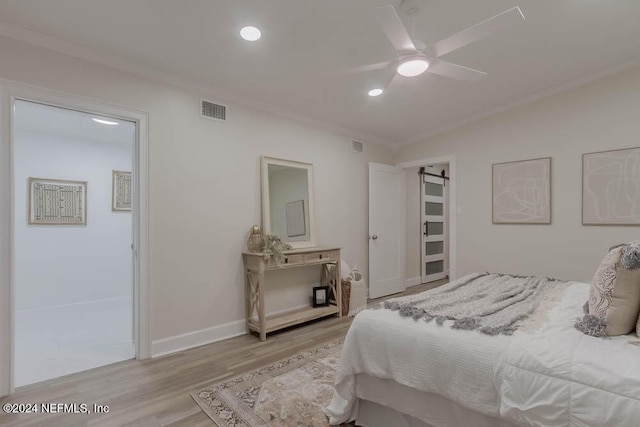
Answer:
xmin=576 ymin=242 xmax=640 ymax=337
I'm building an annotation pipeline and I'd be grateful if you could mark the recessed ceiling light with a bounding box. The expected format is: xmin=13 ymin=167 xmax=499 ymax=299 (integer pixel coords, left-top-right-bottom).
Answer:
xmin=397 ymin=57 xmax=429 ymax=77
xmin=240 ymin=26 xmax=261 ymax=41
xmin=92 ymin=118 xmax=119 ymax=126
xmin=368 ymin=88 xmax=384 ymax=97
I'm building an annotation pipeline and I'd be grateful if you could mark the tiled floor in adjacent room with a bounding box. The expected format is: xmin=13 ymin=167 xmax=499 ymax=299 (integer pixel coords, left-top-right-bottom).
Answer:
xmin=14 ymin=297 xmax=134 ymax=386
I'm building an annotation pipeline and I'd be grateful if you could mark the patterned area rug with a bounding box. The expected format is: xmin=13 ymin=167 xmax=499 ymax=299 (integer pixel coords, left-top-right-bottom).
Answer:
xmin=191 ymin=340 xmax=344 ymax=427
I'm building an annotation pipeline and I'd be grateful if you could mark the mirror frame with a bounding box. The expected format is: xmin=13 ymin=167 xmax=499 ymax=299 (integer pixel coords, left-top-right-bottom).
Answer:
xmin=261 ymin=156 xmax=316 ymax=249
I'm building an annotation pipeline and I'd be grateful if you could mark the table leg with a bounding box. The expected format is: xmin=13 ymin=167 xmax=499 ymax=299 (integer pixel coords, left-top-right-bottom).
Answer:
xmin=243 ymin=256 xmax=251 ymax=334
xmin=336 ymin=257 xmax=342 ymax=317
xmin=258 ymin=266 xmax=266 ymax=341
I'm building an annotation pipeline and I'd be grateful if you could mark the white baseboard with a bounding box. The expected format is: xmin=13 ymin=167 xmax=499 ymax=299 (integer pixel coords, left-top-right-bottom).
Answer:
xmin=151 ymin=304 xmax=321 ymax=358
xmin=151 ymin=319 xmax=246 ymax=358
xmin=405 ymin=276 xmax=422 ymax=287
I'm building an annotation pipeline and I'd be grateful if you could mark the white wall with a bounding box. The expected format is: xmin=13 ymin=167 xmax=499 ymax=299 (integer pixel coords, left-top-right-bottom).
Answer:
xmin=405 ymin=166 xmax=421 ymax=282
xmin=397 ymin=65 xmax=640 ymax=282
xmin=14 ymin=128 xmax=133 ymax=310
xmin=0 ymin=36 xmax=395 ymax=350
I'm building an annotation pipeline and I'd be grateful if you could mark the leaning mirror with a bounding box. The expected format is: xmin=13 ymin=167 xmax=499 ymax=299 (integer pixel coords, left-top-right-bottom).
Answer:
xmin=261 ymin=156 xmax=315 ymax=248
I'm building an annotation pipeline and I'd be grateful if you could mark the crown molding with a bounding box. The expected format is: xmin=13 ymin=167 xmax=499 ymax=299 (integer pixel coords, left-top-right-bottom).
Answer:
xmin=0 ymin=20 xmax=395 ymax=148
xmin=400 ymin=57 xmax=640 ymax=147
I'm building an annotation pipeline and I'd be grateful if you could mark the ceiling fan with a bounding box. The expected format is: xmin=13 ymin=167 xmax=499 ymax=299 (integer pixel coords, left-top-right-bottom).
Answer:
xmin=354 ymin=1 xmax=525 ymax=95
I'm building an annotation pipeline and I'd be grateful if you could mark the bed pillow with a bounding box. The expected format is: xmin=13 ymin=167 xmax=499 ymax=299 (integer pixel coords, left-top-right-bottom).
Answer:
xmin=576 ymin=241 xmax=640 ymax=337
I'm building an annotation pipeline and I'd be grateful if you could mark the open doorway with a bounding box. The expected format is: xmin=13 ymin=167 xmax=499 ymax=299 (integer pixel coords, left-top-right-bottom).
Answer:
xmin=405 ymin=162 xmax=451 ymax=286
xmin=12 ymin=100 xmax=136 ymax=386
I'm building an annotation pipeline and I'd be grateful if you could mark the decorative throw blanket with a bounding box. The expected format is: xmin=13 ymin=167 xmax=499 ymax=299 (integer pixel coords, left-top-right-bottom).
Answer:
xmin=377 ymin=272 xmax=566 ymax=335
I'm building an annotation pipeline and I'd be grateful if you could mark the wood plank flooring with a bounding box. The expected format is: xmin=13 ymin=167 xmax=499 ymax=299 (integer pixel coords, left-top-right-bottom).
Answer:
xmin=0 ymin=280 xmax=445 ymax=427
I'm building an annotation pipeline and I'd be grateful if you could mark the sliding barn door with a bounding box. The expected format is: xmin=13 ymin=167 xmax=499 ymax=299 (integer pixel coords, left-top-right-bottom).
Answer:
xmin=421 ymin=174 xmax=448 ymax=283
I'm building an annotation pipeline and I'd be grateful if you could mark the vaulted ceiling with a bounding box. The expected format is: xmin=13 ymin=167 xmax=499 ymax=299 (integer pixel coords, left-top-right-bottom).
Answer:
xmin=1 ymin=0 xmax=640 ymax=146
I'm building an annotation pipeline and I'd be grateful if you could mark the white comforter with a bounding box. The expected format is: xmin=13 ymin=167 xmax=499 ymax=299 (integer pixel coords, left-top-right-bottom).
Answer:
xmin=327 ymin=281 xmax=640 ymax=426
xmin=326 ymin=305 xmax=511 ymax=424
xmin=499 ymin=282 xmax=640 ymax=426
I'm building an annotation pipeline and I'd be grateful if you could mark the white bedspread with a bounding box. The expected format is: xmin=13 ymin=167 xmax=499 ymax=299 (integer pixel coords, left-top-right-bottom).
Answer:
xmin=326 ymin=306 xmax=511 ymax=424
xmin=328 ymin=281 xmax=640 ymax=426
xmin=499 ymin=281 xmax=640 ymax=426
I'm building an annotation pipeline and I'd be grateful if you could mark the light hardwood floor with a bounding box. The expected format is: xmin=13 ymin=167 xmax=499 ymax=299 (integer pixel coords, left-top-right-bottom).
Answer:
xmin=0 ymin=280 xmax=446 ymax=427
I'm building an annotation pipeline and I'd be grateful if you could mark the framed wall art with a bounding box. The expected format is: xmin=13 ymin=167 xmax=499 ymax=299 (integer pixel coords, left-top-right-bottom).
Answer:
xmin=492 ymin=157 xmax=551 ymax=224
xmin=112 ymin=170 xmax=132 ymax=212
xmin=28 ymin=177 xmax=87 ymax=225
xmin=582 ymin=147 xmax=640 ymax=225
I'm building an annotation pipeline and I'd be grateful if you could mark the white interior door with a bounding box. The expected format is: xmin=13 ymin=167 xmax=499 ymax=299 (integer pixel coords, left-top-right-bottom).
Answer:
xmin=369 ymin=163 xmax=405 ymax=299
xmin=421 ymin=174 xmax=448 ymax=283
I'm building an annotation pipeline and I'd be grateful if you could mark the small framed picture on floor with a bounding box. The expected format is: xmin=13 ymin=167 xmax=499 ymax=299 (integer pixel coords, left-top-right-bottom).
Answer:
xmin=313 ymin=286 xmax=329 ymax=307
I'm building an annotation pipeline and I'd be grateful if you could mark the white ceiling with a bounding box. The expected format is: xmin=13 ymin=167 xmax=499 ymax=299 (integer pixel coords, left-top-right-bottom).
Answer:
xmin=14 ymin=100 xmax=136 ymax=146
xmin=2 ymin=0 xmax=640 ymax=146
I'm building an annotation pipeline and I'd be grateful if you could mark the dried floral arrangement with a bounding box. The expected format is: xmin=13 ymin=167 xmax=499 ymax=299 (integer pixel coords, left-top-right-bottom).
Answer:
xmin=262 ymin=233 xmax=293 ymax=263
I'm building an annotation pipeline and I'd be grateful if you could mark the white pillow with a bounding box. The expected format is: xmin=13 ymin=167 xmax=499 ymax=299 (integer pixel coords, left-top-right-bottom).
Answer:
xmin=576 ymin=241 xmax=640 ymax=337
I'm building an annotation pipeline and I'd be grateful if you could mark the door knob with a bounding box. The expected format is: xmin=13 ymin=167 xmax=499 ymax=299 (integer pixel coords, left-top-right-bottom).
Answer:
xmin=371 ymin=235 xmax=378 ymax=240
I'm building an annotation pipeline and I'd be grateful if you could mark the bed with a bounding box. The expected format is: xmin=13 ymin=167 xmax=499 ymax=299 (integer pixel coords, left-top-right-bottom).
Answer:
xmin=326 ymin=275 xmax=640 ymax=427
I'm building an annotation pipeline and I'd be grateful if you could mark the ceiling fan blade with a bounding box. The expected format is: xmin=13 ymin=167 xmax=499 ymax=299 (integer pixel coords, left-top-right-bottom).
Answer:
xmin=335 ymin=61 xmax=392 ymax=76
xmin=427 ymin=7 xmax=525 ymax=58
xmin=385 ymin=70 xmax=403 ymax=90
xmin=426 ymin=59 xmax=487 ymax=81
xmin=366 ymin=64 xmax=401 ymax=93
xmin=373 ymin=5 xmax=416 ymax=52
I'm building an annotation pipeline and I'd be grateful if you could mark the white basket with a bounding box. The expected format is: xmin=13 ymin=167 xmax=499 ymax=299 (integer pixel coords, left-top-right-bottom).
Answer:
xmin=345 ymin=265 xmax=366 ymax=317
xmin=347 ymin=279 xmax=367 ymax=317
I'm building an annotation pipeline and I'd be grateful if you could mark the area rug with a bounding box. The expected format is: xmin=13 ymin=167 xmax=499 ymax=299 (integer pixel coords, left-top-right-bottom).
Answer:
xmin=191 ymin=340 xmax=344 ymax=427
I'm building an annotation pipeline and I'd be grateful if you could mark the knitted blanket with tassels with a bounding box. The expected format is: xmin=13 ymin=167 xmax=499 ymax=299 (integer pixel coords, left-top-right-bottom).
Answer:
xmin=376 ymin=272 xmax=565 ymax=335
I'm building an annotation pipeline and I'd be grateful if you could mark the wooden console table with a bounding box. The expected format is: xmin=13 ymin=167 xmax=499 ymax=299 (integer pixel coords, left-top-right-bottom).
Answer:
xmin=242 ymin=246 xmax=342 ymax=341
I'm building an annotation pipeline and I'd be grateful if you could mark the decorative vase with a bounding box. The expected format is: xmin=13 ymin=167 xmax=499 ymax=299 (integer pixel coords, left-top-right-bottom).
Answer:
xmin=247 ymin=225 xmax=264 ymax=253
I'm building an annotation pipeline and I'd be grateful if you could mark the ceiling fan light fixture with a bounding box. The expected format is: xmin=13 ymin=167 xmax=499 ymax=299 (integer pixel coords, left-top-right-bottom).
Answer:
xmin=240 ymin=26 xmax=261 ymax=41
xmin=396 ymin=57 xmax=429 ymax=77
xmin=368 ymin=88 xmax=384 ymax=97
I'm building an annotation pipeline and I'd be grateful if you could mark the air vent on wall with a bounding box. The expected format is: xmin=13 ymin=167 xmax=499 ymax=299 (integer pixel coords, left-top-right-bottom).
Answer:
xmin=351 ymin=140 xmax=364 ymax=153
xmin=201 ymin=99 xmax=226 ymax=122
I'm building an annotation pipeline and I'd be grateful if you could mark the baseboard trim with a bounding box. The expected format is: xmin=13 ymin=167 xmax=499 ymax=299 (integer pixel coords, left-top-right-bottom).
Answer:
xmin=151 ymin=304 xmax=320 ymax=358
xmin=405 ymin=276 xmax=422 ymax=287
xmin=151 ymin=320 xmax=246 ymax=358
